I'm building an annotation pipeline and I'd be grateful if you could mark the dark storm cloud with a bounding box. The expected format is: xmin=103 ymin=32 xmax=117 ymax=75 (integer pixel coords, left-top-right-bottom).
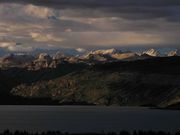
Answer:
xmin=2 ymin=0 xmax=180 ymax=7
xmin=1 ymin=0 xmax=180 ymax=21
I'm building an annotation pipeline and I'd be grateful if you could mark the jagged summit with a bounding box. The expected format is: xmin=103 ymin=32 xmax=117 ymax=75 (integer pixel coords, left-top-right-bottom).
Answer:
xmin=0 ymin=48 xmax=180 ymax=70
xmin=143 ymin=49 xmax=161 ymax=57
xmin=37 ymin=53 xmax=51 ymax=60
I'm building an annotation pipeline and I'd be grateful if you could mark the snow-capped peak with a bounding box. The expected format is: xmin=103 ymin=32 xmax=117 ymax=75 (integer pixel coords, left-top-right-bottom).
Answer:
xmin=143 ymin=49 xmax=161 ymax=57
xmin=89 ymin=48 xmax=121 ymax=55
xmin=38 ymin=53 xmax=51 ymax=60
xmin=76 ymin=48 xmax=86 ymax=53
xmin=167 ymin=49 xmax=180 ymax=56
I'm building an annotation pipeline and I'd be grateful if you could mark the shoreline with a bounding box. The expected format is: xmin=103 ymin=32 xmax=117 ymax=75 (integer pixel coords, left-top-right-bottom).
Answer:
xmin=0 ymin=104 xmax=178 ymax=111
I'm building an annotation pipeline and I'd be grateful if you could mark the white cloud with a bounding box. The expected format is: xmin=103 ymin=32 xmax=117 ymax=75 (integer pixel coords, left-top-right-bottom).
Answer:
xmin=7 ymin=45 xmax=33 ymax=52
xmin=0 ymin=42 xmax=16 ymax=48
xmin=30 ymin=32 xmax=65 ymax=42
xmin=64 ymin=28 xmax=73 ymax=32
xmin=76 ymin=48 xmax=86 ymax=53
xmin=23 ymin=4 xmax=57 ymax=19
xmin=0 ymin=41 xmax=33 ymax=52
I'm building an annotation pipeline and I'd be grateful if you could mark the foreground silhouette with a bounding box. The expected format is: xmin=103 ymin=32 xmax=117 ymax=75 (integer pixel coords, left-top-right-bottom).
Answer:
xmin=0 ymin=130 xmax=180 ymax=135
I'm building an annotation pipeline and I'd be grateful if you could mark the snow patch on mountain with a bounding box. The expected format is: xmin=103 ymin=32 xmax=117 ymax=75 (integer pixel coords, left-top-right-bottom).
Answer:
xmin=143 ymin=49 xmax=161 ymax=57
xmin=76 ymin=48 xmax=86 ymax=53
xmin=88 ymin=48 xmax=121 ymax=55
xmin=167 ymin=49 xmax=180 ymax=56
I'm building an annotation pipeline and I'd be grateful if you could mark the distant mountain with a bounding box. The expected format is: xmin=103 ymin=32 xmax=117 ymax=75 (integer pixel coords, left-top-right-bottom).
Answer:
xmin=140 ymin=53 xmax=154 ymax=59
xmin=167 ymin=49 xmax=180 ymax=56
xmin=75 ymin=48 xmax=87 ymax=54
xmin=1 ymin=47 xmax=180 ymax=58
xmin=82 ymin=48 xmax=122 ymax=62
xmin=31 ymin=48 xmax=87 ymax=56
xmin=83 ymin=49 xmax=151 ymax=62
xmin=0 ymin=53 xmax=35 ymax=68
xmin=1 ymin=48 xmax=180 ymax=70
xmin=88 ymin=48 xmax=121 ymax=55
xmin=52 ymin=51 xmax=66 ymax=60
xmin=111 ymin=52 xmax=139 ymax=61
xmin=142 ymin=49 xmax=161 ymax=57
xmin=82 ymin=53 xmax=115 ymax=63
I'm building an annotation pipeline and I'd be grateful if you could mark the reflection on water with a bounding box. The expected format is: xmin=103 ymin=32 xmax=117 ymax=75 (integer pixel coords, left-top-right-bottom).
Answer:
xmin=0 ymin=106 xmax=179 ymax=133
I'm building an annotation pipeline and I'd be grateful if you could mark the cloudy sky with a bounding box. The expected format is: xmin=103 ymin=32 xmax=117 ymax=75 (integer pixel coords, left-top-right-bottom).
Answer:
xmin=0 ymin=0 xmax=180 ymax=52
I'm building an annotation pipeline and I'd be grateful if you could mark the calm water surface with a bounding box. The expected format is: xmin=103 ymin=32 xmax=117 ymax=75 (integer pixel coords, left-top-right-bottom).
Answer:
xmin=0 ymin=106 xmax=179 ymax=133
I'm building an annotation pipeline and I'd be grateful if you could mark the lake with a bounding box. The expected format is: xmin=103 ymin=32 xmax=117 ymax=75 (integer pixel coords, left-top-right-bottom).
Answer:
xmin=0 ymin=106 xmax=179 ymax=133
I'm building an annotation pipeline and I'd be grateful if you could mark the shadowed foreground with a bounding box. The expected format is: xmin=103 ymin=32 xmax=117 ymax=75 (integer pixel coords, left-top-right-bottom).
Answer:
xmin=0 ymin=130 xmax=180 ymax=135
xmin=1 ymin=57 xmax=180 ymax=108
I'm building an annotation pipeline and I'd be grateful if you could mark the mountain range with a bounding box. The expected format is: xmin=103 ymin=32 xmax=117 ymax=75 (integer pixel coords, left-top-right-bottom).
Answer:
xmin=0 ymin=48 xmax=180 ymax=70
xmin=0 ymin=48 xmax=180 ymax=109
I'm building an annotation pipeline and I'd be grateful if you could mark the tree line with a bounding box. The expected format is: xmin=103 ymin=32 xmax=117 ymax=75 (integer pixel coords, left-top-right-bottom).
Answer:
xmin=0 ymin=130 xmax=180 ymax=135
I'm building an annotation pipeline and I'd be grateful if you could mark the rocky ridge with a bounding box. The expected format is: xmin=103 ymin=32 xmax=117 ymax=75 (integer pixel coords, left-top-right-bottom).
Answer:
xmin=0 ymin=48 xmax=180 ymax=70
